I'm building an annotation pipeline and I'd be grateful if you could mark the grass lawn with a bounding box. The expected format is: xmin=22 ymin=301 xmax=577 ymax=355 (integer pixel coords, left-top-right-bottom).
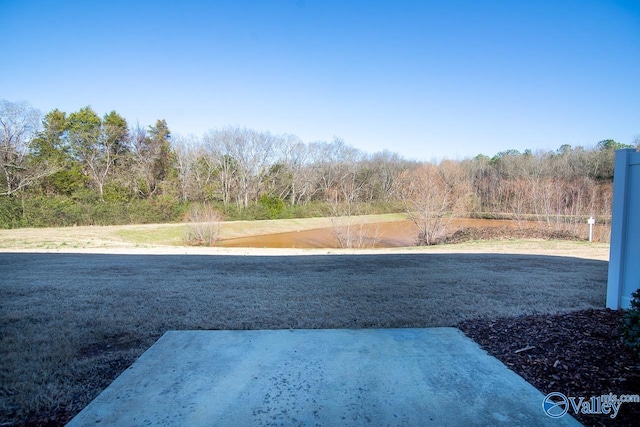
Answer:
xmin=0 ymin=246 xmax=608 ymax=425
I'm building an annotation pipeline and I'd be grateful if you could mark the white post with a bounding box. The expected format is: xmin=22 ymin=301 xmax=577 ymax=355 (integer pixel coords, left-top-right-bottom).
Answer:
xmin=607 ymin=148 xmax=640 ymax=309
xmin=587 ymin=216 xmax=595 ymax=242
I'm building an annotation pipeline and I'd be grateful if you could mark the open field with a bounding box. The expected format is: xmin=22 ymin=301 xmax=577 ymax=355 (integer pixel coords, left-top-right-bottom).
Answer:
xmin=0 ymin=214 xmax=609 ymax=260
xmin=0 ymin=243 xmax=609 ymax=425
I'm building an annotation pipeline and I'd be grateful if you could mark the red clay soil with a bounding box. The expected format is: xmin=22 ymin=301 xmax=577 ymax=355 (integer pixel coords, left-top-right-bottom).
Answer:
xmin=459 ymin=309 xmax=640 ymax=426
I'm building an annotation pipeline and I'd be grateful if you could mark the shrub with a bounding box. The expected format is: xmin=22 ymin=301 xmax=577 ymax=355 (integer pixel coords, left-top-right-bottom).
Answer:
xmin=103 ymin=183 xmax=133 ymax=203
xmin=258 ymin=194 xmax=285 ymax=219
xmin=0 ymin=195 xmax=24 ymax=228
xmin=127 ymin=198 xmax=178 ymax=224
xmin=621 ymin=289 xmax=640 ymax=359
xmin=26 ymin=196 xmax=82 ymax=227
xmin=185 ymin=204 xmax=224 ymax=246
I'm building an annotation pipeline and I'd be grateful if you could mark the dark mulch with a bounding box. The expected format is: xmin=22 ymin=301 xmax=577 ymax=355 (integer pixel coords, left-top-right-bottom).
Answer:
xmin=459 ymin=308 xmax=640 ymax=426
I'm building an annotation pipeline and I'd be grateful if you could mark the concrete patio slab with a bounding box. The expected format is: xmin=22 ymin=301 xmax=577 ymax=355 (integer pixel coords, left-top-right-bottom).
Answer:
xmin=68 ymin=328 xmax=580 ymax=426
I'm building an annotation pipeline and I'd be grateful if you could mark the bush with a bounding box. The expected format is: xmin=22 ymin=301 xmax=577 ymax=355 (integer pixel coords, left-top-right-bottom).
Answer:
xmin=621 ymin=289 xmax=640 ymax=359
xmin=258 ymin=194 xmax=285 ymax=219
xmin=25 ymin=196 xmax=84 ymax=227
xmin=103 ymin=183 xmax=133 ymax=203
xmin=126 ymin=198 xmax=185 ymax=224
xmin=0 ymin=196 xmax=24 ymax=228
xmin=185 ymin=204 xmax=224 ymax=246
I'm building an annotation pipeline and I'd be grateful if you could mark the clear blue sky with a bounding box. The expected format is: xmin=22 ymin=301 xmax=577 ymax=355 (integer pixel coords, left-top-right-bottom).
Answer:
xmin=1 ymin=0 xmax=638 ymax=160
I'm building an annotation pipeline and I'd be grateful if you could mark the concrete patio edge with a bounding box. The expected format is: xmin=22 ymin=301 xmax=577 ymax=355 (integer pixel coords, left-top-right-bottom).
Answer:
xmin=68 ymin=328 xmax=582 ymax=426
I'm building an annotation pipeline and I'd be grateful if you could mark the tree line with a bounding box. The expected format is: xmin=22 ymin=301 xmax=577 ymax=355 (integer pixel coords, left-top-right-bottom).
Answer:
xmin=1 ymin=99 xmax=636 ymax=239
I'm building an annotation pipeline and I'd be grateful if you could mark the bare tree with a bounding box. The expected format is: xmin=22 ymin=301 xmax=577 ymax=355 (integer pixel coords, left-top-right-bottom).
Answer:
xmin=328 ymin=152 xmax=380 ymax=248
xmin=171 ymin=134 xmax=200 ymax=201
xmin=365 ymin=150 xmax=411 ymax=202
xmin=200 ymin=127 xmax=291 ymax=207
xmin=308 ymin=138 xmax=362 ymax=201
xmin=0 ymin=100 xmax=57 ymax=196
xmin=276 ymin=134 xmax=314 ymax=205
xmin=399 ymin=162 xmax=471 ymax=245
xmin=507 ymin=178 xmax=530 ymax=227
xmin=185 ymin=204 xmax=223 ymax=246
xmin=201 ymin=129 xmax=237 ymax=206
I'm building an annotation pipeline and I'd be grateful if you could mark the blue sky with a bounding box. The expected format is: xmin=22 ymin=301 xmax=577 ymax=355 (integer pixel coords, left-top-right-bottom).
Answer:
xmin=1 ymin=0 xmax=638 ymax=160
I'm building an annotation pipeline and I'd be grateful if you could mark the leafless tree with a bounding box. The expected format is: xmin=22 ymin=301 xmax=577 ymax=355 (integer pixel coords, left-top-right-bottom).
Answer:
xmin=365 ymin=150 xmax=411 ymax=202
xmin=400 ymin=162 xmax=471 ymax=245
xmin=328 ymin=153 xmax=380 ymax=248
xmin=0 ymin=100 xmax=57 ymax=196
xmin=278 ymin=134 xmax=315 ymax=205
xmin=202 ymin=127 xmax=278 ymax=207
xmin=172 ymin=134 xmax=200 ymax=201
xmin=185 ymin=204 xmax=223 ymax=246
xmin=308 ymin=138 xmax=362 ymax=201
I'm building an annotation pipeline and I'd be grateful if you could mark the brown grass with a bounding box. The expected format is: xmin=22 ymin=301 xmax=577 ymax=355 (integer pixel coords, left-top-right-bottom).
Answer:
xmin=0 ymin=250 xmax=608 ymax=425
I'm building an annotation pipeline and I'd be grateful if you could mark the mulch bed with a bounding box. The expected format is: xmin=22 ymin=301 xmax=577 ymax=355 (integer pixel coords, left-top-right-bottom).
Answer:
xmin=459 ymin=309 xmax=640 ymax=426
